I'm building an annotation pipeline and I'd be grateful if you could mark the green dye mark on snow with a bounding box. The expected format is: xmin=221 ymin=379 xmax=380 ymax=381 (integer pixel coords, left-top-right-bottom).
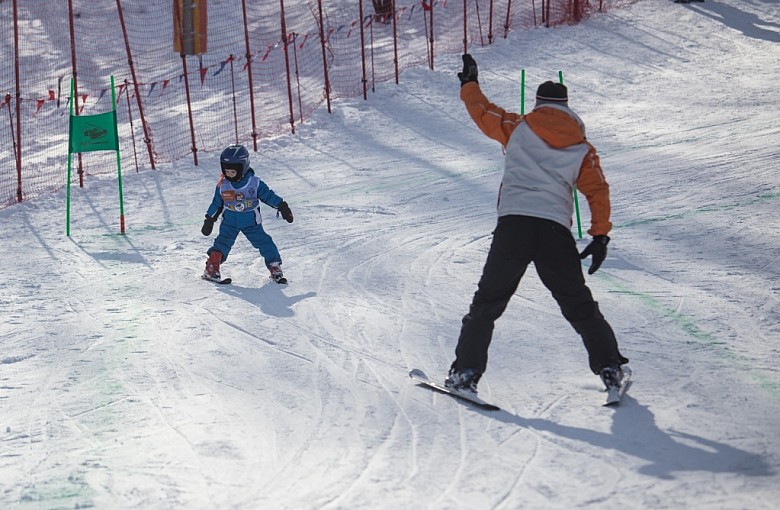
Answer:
xmin=599 ymin=273 xmax=780 ymax=400
xmin=603 ymin=190 xmax=780 ymax=398
xmin=615 ymin=191 xmax=780 ymax=229
xmin=19 ymin=474 xmax=95 ymax=509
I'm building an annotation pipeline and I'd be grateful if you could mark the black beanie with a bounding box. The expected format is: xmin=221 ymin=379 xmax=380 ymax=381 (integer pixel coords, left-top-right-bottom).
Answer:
xmin=536 ymin=81 xmax=568 ymax=103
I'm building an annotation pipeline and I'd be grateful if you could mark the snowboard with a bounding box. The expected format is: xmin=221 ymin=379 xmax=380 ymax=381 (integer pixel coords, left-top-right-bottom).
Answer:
xmin=409 ymin=368 xmax=500 ymax=411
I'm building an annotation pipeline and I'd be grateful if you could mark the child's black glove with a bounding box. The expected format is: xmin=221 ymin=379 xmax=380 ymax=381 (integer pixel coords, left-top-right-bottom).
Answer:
xmin=458 ymin=54 xmax=478 ymax=87
xmin=579 ymin=235 xmax=610 ymax=274
xmin=201 ymin=215 xmax=216 ymax=236
xmin=277 ymin=201 xmax=294 ymax=223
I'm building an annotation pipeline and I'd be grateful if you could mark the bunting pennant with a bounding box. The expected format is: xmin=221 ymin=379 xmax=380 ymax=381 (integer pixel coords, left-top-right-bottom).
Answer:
xmin=213 ymin=59 xmax=229 ymax=76
xmin=346 ymin=20 xmax=359 ymax=38
xmin=8 ymin=2 xmax=415 ymax=120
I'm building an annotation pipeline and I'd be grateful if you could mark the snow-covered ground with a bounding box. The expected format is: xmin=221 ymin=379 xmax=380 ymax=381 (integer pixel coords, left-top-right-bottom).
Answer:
xmin=2 ymin=0 xmax=779 ymax=508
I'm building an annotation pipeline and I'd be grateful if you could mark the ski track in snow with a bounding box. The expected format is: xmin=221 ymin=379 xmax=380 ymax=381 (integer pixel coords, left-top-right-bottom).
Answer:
xmin=2 ymin=1 xmax=780 ymax=509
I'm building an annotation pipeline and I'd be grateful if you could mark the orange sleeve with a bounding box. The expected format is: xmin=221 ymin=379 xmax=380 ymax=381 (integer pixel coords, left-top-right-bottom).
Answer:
xmin=460 ymin=82 xmax=523 ymax=147
xmin=576 ymin=144 xmax=613 ymax=236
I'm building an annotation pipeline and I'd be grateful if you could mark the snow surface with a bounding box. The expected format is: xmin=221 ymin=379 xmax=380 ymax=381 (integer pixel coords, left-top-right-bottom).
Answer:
xmin=2 ymin=1 xmax=780 ymax=508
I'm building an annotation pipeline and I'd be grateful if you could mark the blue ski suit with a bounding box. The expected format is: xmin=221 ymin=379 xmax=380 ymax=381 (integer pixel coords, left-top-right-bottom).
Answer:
xmin=205 ymin=168 xmax=285 ymax=268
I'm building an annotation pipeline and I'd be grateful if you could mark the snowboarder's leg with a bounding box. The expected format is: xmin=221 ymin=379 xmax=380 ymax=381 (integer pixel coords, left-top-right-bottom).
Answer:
xmin=534 ymin=223 xmax=628 ymax=374
xmin=452 ymin=216 xmax=534 ymax=374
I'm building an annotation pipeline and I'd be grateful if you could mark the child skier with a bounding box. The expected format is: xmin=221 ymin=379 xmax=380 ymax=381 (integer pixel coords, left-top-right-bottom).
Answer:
xmin=201 ymin=144 xmax=294 ymax=284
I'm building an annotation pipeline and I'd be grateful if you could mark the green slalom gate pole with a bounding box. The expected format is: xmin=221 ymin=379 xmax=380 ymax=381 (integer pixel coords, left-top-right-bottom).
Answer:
xmin=66 ymin=76 xmax=125 ymax=235
xmin=559 ymin=70 xmax=583 ymax=239
xmin=110 ymin=75 xmax=126 ymax=234
xmin=520 ymin=69 xmax=525 ymax=114
xmin=66 ymin=78 xmax=74 ymax=236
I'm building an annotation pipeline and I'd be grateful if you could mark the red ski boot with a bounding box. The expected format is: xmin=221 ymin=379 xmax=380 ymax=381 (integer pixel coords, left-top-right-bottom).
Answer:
xmin=203 ymin=251 xmax=224 ymax=282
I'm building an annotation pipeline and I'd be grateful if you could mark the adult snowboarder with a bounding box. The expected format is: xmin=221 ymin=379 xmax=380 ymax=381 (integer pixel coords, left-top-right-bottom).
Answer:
xmin=445 ymin=54 xmax=629 ymax=396
xmin=201 ymin=144 xmax=294 ymax=284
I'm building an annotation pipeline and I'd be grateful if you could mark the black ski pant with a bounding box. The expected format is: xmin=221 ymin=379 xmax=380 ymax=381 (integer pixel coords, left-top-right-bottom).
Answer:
xmin=452 ymin=215 xmax=628 ymax=376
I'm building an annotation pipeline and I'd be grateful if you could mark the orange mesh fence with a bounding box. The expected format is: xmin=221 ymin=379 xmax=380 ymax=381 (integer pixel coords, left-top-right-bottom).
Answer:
xmin=0 ymin=0 xmax=638 ymax=209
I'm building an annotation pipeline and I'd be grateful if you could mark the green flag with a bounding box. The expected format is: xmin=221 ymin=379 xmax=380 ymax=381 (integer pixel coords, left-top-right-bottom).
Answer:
xmin=69 ymin=111 xmax=119 ymax=153
xmin=66 ymin=76 xmax=125 ymax=236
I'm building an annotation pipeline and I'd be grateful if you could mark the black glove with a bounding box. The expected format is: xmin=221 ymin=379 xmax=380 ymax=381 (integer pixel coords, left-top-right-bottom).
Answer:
xmin=457 ymin=54 xmax=478 ymax=86
xmin=579 ymin=235 xmax=610 ymax=275
xmin=277 ymin=201 xmax=294 ymax=223
xmin=201 ymin=215 xmax=216 ymax=236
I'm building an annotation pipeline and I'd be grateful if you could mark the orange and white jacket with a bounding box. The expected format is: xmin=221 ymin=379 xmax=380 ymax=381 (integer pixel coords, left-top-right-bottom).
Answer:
xmin=460 ymin=82 xmax=612 ymax=236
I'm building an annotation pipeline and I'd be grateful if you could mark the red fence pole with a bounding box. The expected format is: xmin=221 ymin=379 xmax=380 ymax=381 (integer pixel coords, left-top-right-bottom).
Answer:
xmin=462 ymin=0 xmax=468 ymax=53
xmin=279 ymin=0 xmax=296 ymax=134
xmin=173 ymin=1 xmax=199 ymax=166
xmin=316 ymin=0 xmax=332 ymax=112
xmin=488 ymin=0 xmax=494 ymax=44
xmin=368 ymin=20 xmax=377 ymax=93
xmin=124 ymin=79 xmax=140 ymax=173
xmin=358 ymin=0 xmax=368 ymax=100
xmin=291 ymin=34 xmax=304 ymax=122
xmin=391 ymin=0 xmax=399 ymax=84
xmin=227 ymin=56 xmax=239 ymax=142
xmin=474 ymin=0 xmax=485 ymax=46
xmin=429 ymin=1 xmax=435 ymax=70
xmin=5 ymin=95 xmax=16 ymax=176
xmin=240 ymin=0 xmax=259 ymax=151
xmin=67 ymin=0 xmax=85 ymax=187
xmin=12 ymin=0 xmax=23 ymax=202
xmin=545 ymin=0 xmax=551 ymax=26
xmin=504 ymin=0 xmax=512 ymax=38
xmin=116 ymin=0 xmax=156 ymax=169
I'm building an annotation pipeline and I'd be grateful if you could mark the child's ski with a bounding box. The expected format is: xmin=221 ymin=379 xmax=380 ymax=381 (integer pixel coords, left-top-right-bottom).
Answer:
xmin=201 ymin=275 xmax=232 ymax=285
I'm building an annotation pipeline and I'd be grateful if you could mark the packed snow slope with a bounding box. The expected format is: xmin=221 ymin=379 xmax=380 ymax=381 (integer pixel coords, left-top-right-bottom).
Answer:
xmin=2 ymin=1 xmax=779 ymax=508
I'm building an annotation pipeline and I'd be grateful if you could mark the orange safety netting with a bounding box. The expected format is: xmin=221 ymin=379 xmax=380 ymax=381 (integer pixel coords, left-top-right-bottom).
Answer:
xmin=0 ymin=0 xmax=636 ymax=209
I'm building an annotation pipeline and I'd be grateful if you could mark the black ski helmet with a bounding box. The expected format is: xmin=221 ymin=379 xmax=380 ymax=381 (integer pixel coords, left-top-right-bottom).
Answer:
xmin=220 ymin=144 xmax=250 ymax=182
